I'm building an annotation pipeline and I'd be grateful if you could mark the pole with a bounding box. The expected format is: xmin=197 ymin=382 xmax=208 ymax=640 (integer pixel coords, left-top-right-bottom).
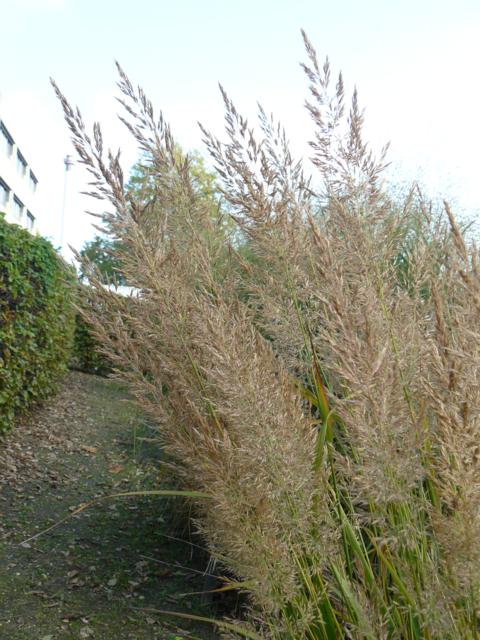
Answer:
xmin=60 ymin=154 xmax=73 ymax=253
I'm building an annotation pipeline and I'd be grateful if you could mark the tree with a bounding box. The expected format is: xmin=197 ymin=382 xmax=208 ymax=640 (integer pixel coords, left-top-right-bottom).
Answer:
xmin=79 ymin=235 xmax=125 ymax=283
xmin=80 ymin=148 xmax=224 ymax=283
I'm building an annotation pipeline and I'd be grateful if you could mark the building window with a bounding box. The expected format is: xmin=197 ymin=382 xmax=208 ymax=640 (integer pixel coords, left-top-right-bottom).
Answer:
xmin=29 ymin=170 xmax=38 ymax=192
xmin=0 ymin=178 xmax=10 ymax=208
xmin=13 ymin=195 xmax=24 ymax=219
xmin=26 ymin=210 xmax=35 ymax=231
xmin=0 ymin=122 xmax=14 ymax=157
xmin=17 ymin=150 xmax=27 ymax=177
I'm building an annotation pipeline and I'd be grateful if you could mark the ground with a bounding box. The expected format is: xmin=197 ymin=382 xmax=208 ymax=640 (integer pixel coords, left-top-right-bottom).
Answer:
xmin=0 ymin=371 xmax=221 ymax=640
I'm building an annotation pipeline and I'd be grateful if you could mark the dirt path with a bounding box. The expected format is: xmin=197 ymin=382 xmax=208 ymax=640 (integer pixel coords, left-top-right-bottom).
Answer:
xmin=0 ymin=372 xmax=219 ymax=640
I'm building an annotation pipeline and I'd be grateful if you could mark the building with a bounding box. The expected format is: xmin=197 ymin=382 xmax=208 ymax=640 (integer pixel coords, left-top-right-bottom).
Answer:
xmin=0 ymin=114 xmax=39 ymax=232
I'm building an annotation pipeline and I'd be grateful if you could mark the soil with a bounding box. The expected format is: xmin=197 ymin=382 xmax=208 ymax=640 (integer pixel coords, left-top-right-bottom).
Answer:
xmin=0 ymin=371 xmax=220 ymax=640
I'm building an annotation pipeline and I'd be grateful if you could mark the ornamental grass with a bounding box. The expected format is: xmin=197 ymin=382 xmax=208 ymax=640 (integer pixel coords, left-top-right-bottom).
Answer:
xmin=53 ymin=33 xmax=480 ymax=638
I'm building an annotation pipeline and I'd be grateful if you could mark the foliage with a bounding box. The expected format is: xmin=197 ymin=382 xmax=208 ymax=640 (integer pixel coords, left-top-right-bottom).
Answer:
xmin=0 ymin=214 xmax=75 ymax=433
xmin=54 ymin=36 xmax=480 ymax=639
xmin=79 ymin=235 xmax=124 ymax=284
xmin=71 ymin=312 xmax=112 ymax=376
xmin=127 ymin=148 xmax=221 ymax=212
xmin=80 ymin=150 xmax=225 ymax=285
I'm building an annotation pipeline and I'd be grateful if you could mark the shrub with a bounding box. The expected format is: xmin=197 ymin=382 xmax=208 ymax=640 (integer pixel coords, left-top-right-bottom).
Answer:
xmin=71 ymin=312 xmax=112 ymax=376
xmin=0 ymin=214 xmax=75 ymax=433
xmin=54 ymin=37 xmax=480 ymax=639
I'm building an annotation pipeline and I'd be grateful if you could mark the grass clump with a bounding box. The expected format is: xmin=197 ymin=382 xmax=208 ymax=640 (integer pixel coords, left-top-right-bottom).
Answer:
xmin=53 ymin=33 xmax=480 ymax=638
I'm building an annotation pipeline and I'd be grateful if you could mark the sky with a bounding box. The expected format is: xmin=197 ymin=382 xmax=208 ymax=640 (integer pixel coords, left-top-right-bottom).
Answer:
xmin=1 ymin=0 xmax=480 ymax=258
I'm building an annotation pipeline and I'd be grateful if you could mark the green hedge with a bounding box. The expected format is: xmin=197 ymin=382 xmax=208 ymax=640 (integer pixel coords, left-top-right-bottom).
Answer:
xmin=71 ymin=313 xmax=112 ymax=376
xmin=0 ymin=214 xmax=75 ymax=433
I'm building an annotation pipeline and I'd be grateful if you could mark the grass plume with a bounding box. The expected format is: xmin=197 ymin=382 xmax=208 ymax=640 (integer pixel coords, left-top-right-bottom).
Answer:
xmin=53 ymin=33 xmax=480 ymax=638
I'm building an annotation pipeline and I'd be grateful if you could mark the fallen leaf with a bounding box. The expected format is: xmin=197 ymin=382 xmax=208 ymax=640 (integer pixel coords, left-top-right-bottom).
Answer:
xmin=108 ymin=464 xmax=123 ymax=474
xmin=61 ymin=613 xmax=82 ymax=622
xmin=80 ymin=445 xmax=97 ymax=454
xmin=158 ymin=569 xmax=172 ymax=578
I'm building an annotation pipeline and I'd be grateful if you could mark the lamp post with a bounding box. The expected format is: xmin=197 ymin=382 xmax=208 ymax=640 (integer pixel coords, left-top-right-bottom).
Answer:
xmin=60 ymin=154 xmax=74 ymax=253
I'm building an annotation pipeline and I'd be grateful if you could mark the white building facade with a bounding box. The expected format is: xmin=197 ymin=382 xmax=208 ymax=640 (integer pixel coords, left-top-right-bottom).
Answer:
xmin=0 ymin=115 xmax=39 ymax=232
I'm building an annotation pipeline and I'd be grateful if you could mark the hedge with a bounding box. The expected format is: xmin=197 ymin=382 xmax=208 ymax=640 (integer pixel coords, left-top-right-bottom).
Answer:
xmin=0 ymin=213 xmax=75 ymax=433
xmin=71 ymin=312 xmax=112 ymax=377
